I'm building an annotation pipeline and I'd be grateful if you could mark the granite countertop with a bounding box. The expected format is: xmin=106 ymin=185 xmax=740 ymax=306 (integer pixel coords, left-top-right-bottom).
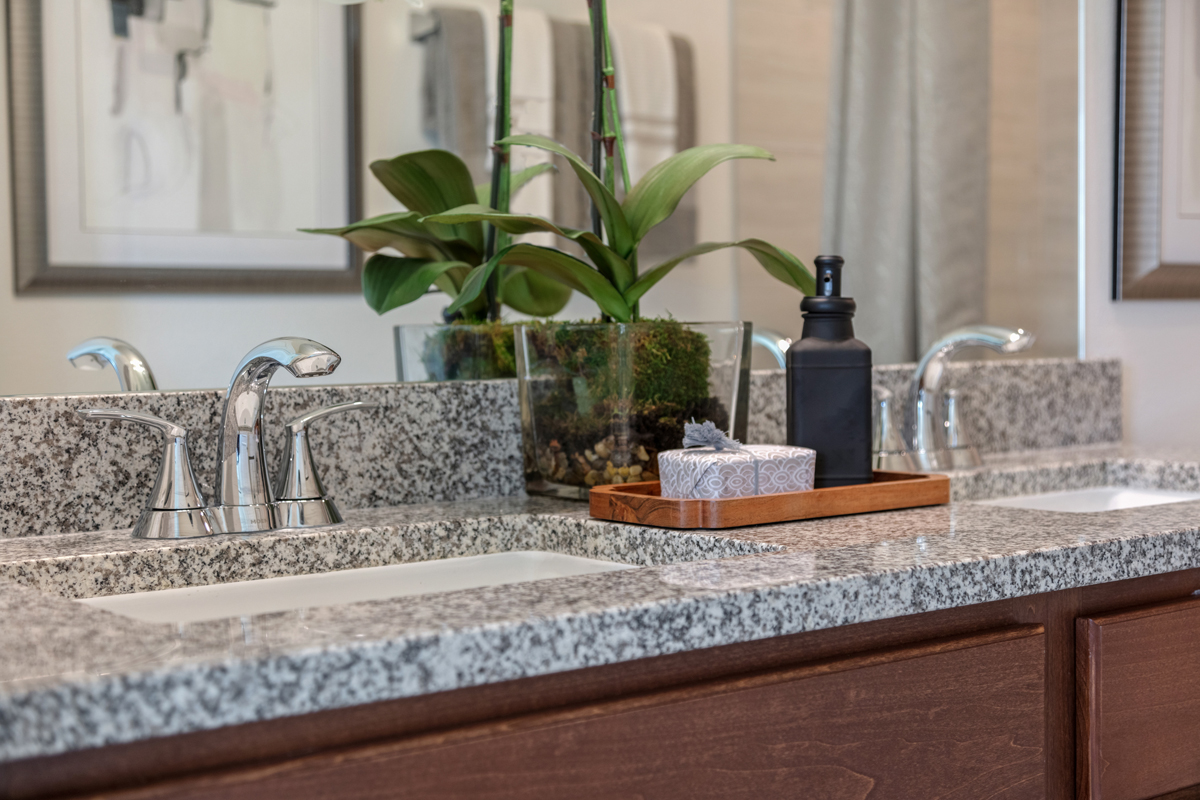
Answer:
xmin=5 ymin=443 xmax=1200 ymax=764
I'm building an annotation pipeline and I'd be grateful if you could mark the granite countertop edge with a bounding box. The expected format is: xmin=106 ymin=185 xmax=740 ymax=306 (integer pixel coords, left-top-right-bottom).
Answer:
xmin=4 ymin=445 xmax=1200 ymax=762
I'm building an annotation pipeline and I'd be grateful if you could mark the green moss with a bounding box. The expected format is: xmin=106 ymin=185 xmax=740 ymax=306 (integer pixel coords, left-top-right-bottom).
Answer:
xmin=420 ymin=322 xmax=517 ymax=380
xmin=520 ymin=319 xmax=728 ymax=493
xmin=629 ymin=319 xmax=710 ymax=409
xmin=527 ymin=318 xmax=711 ymax=413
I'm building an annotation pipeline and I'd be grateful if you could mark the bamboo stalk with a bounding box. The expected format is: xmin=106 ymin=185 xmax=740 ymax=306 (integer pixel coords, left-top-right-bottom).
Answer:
xmin=484 ymin=0 xmax=515 ymax=321
xmin=587 ymin=0 xmax=604 ymax=238
xmin=599 ymin=0 xmax=632 ymax=195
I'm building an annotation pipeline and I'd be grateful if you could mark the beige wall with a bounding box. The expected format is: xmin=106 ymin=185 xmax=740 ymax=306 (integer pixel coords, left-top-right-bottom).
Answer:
xmin=0 ymin=1 xmax=734 ymax=397
xmin=986 ymin=0 xmax=1078 ymax=358
xmin=733 ymin=0 xmax=1079 ymax=364
xmin=1083 ymin=0 xmax=1200 ymax=448
xmin=733 ymin=0 xmax=834 ymax=363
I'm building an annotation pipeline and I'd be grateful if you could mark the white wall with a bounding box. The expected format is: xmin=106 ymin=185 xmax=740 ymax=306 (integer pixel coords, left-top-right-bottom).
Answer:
xmin=0 ymin=0 xmax=733 ymax=397
xmin=1083 ymin=0 xmax=1200 ymax=448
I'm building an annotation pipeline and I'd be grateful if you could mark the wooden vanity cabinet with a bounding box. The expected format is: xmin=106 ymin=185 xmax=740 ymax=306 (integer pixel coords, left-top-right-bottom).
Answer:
xmin=51 ymin=626 xmax=1047 ymax=800
xmin=1077 ymin=596 xmax=1200 ymax=800
xmin=20 ymin=566 xmax=1200 ymax=800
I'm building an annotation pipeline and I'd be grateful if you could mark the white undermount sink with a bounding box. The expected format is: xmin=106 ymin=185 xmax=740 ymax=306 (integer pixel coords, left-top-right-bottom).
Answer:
xmin=81 ymin=551 xmax=634 ymax=624
xmin=978 ymin=486 xmax=1200 ymax=514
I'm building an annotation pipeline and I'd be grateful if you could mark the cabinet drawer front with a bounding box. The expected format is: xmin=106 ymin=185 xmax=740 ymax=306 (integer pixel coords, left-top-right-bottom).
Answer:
xmin=117 ymin=626 xmax=1045 ymax=800
xmin=1079 ymin=597 xmax=1200 ymax=800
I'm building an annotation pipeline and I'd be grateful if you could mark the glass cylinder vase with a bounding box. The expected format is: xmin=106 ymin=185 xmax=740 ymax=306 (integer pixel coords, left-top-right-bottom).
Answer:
xmin=515 ymin=320 xmax=748 ymax=499
xmin=393 ymin=323 xmax=517 ymax=382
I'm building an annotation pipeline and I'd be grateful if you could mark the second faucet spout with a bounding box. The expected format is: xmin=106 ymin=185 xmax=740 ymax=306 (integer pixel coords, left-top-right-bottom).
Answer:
xmin=212 ymin=337 xmax=341 ymax=533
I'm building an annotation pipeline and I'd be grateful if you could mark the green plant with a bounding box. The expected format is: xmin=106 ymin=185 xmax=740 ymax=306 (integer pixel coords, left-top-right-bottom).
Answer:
xmin=304 ymin=150 xmax=570 ymax=321
xmin=423 ymin=137 xmax=816 ymax=322
xmin=307 ymin=0 xmax=567 ymax=323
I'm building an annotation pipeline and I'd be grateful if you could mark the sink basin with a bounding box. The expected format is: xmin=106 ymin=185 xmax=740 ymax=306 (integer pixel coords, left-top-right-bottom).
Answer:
xmin=81 ymin=551 xmax=634 ymax=624
xmin=978 ymin=487 xmax=1200 ymax=514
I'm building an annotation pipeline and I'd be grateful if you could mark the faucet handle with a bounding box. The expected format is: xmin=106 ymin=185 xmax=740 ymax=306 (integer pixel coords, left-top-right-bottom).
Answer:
xmin=275 ymin=400 xmax=378 ymax=528
xmin=942 ymin=388 xmax=983 ymax=468
xmin=872 ymin=386 xmax=916 ymax=471
xmin=284 ymin=400 xmax=377 ymax=435
xmin=77 ymin=409 xmax=217 ymax=539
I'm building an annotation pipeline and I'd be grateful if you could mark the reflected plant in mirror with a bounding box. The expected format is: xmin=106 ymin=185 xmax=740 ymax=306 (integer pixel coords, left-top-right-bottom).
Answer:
xmin=308 ymin=0 xmax=820 ymax=495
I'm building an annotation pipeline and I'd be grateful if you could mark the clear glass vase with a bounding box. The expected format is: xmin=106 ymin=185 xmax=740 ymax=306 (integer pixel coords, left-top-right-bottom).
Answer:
xmin=515 ymin=320 xmax=749 ymax=499
xmin=393 ymin=323 xmax=517 ymax=382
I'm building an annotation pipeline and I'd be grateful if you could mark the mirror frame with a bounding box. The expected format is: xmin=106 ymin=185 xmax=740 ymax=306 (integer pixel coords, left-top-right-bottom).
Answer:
xmin=7 ymin=1 xmax=364 ymax=295
xmin=1114 ymin=0 xmax=1200 ymax=299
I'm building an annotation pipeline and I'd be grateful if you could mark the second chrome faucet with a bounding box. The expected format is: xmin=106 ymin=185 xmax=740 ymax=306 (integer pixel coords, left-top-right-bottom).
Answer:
xmin=80 ymin=336 xmax=370 ymax=538
xmin=212 ymin=338 xmax=341 ymax=534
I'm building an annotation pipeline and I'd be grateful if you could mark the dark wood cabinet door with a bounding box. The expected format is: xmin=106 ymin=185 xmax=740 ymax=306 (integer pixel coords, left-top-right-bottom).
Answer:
xmin=1078 ymin=596 xmax=1200 ymax=800
xmin=105 ymin=626 xmax=1045 ymax=800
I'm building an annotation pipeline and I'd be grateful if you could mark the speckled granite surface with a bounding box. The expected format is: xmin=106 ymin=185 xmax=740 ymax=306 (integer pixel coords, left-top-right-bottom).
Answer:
xmin=0 ymin=381 xmax=522 ymax=537
xmin=5 ymin=445 xmax=1200 ymax=764
xmin=747 ymin=358 xmax=1122 ymax=451
xmin=3 ymin=358 xmax=1119 ymax=538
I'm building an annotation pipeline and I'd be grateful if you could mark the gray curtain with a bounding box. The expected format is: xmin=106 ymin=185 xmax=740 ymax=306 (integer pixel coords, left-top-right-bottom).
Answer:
xmin=821 ymin=0 xmax=991 ymax=364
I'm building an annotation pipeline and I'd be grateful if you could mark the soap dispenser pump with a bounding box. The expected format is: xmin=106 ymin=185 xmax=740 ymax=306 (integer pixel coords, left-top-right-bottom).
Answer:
xmin=786 ymin=255 xmax=873 ymax=487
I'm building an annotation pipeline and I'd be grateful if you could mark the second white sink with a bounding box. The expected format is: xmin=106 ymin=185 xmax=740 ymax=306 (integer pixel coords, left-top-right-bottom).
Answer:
xmin=978 ymin=486 xmax=1200 ymax=514
xmin=81 ymin=551 xmax=634 ymax=624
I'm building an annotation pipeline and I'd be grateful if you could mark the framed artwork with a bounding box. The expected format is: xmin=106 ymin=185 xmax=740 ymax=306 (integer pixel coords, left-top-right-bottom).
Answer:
xmin=1115 ymin=0 xmax=1200 ymax=298
xmin=8 ymin=0 xmax=362 ymax=293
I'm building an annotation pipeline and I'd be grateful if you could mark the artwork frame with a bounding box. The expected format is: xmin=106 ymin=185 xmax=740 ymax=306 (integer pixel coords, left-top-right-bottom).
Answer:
xmin=1114 ymin=0 xmax=1200 ymax=299
xmin=7 ymin=0 xmax=363 ymax=294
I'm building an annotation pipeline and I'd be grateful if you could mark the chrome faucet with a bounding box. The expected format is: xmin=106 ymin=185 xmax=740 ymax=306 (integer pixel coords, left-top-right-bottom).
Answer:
xmin=67 ymin=337 xmax=158 ymax=391
xmin=211 ymin=338 xmax=341 ymax=534
xmin=751 ymin=328 xmax=793 ymax=369
xmin=906 ymin=325 xmax=1035 ymax=470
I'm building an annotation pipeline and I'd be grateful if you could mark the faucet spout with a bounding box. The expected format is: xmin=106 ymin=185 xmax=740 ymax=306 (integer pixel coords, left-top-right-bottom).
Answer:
xmin=67 ymin=337 xmax=158 ymax=392
xmin=907 ymin=325 xmax=1034 ymax=457
xmin=212 ymin=337 xmax=341 ymax=533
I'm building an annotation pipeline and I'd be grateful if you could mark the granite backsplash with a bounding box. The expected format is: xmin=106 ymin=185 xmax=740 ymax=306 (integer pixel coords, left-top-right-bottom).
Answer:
xmin=0 ymin=358 xmax=1120 ymax=537
xmin=747 ymin=358 xmax=1122 ymax=452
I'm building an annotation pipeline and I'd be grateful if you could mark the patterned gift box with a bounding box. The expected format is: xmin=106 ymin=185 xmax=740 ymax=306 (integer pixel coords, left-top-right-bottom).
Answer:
xmin=658 ymin=444 xmax=817 ymax=500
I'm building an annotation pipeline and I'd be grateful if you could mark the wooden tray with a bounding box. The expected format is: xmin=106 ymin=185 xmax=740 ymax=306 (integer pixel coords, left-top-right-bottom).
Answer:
xmin=589 ymin=471 xmax=950 ymax=529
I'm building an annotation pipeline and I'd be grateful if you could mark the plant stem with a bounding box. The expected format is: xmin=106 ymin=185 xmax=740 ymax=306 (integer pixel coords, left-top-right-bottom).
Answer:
xmin=598 ymin=1 xmax=632 ymax=195
xmin=587 ymin=0 xmax=604 ymax=239
xmin=595 ymin=0 xmax=616 ymax=196
xmin=484 ymin=0 xmax=514 ymax=321
xmin=629 ymin=249 xmax=639 ymax=321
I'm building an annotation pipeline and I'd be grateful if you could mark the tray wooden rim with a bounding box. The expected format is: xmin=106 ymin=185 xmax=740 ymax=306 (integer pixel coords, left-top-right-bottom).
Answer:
xmin=588 ymin=471 xmax=951 ymax=529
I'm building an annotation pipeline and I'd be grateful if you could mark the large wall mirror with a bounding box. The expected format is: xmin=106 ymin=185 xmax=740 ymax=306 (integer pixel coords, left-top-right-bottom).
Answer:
xmin=0 ymin=0 xmax=1079 ymax=395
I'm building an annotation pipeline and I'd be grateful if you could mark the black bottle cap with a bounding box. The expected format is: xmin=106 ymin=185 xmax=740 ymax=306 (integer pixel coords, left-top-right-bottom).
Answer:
xmin=814 ymin=255 xmax=844 ymax=297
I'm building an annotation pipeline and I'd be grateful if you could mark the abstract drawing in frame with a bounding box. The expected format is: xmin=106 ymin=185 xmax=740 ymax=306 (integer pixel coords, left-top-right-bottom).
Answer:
xmin=8 ymin=0 xmax=362 ymax=293
xmin=1115 ymin=0 xmax=1200 ymax=298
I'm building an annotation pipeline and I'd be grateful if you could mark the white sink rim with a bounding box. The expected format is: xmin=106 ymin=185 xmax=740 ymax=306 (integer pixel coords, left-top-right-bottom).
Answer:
xmin=80 ymin=551 xmax=635 ymax=624
xmin=977 ymin=486 xmax=1200 ymax=514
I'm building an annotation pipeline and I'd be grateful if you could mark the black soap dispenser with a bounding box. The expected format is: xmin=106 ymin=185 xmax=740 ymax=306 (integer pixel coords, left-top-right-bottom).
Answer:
xmin=786 ymin=255 xmax=873 ymax=487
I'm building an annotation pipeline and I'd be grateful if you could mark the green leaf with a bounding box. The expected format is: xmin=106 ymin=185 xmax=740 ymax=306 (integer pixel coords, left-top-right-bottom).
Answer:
xmin=362 ymin=255 xmax=471 ymax=315
xmin=423 ymin=205 xmax=634 ymax=290
xmin=502 ymin=267 xmax=573 ymax=316
xmin=499 ymin=134 xmax=633 ymax=257
xmin=425 ymin=205 xmax=632 ymax=284
xmin=445 ymin=257 xmax=502 ymax=317
xmin=369 ymin=150 xmax=484 ymax=253
xmin=622 ymin=145 xmax=775 ymax=244
xmin=475 ymin=162 xmax=557 ymax=206
xmin=424 ymin=204 xmax=570 ymax=235
xmin=450 ymin=244 xmax=632 ymax=321
xmin=625 ymin=240 xmax=813 ymax=306
xmin=303 ymin=212 xmax=454 ymax=261
xmin=433 ymin=265 xmax=472 ymax=297
xmin=737 ymin=238 xmax=816 ymax=295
